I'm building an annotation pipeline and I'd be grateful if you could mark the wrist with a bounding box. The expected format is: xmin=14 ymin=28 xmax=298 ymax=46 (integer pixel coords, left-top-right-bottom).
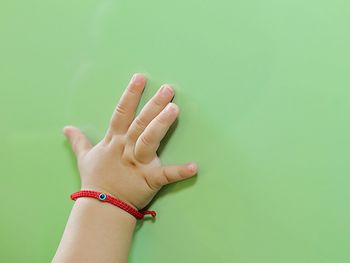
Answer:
xmin=80 ymin=185 xmax=139 ymax=210
xmin=74 ymin=195 xmax=137 ymax=224
xmin=73 ymin=189 xmax=156 ymax=220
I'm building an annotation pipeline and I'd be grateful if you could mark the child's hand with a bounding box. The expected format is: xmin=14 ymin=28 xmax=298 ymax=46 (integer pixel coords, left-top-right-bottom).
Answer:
xmin=63 ymin=73 xmax=198 ymax=210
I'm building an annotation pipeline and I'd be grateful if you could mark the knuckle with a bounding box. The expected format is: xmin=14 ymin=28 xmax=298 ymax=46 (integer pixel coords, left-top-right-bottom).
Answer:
xmin=162 ymin=169 xmax=171 ymax=184
xmin=134 ymin=117 xmax=147 ymax=130
xmin=153 ymin=98 xmax=163 ymax=107
xmin=144 ymin=175 xmax=160 ymax=191
xmin=140 ymin=135 xmax=153 ymax=146
xmin=156 ymin=115 xmax=169 ymax=126
xmin=115 ymin=104 xmax=127 ymax=115
xmin=127 ymin=83 xmax=139 ymax=95
xmin=178 ymin=167 xmax=187 ymax=179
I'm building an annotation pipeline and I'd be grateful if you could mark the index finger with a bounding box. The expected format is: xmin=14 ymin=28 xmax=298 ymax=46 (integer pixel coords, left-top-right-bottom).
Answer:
xmin=106 ymin=73 xmax=146 ymax=137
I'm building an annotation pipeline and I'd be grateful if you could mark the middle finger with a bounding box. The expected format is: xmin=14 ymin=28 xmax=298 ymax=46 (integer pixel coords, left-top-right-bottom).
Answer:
xmin=126 ymin=84 xmax=174 ymax=144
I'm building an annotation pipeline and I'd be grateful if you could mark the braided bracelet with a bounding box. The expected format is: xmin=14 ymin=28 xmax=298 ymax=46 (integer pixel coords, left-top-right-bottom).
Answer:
xmin=70 ymin=190 xmax=156 ymax=220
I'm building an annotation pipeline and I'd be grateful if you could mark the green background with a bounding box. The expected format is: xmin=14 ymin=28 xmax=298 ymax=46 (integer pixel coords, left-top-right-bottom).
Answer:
xmin=1 ymin=0 xmax=350 ymax=262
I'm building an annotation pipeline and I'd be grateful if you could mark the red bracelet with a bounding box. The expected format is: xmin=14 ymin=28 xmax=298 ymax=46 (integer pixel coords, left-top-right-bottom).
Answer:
xmin=70 ymin=190 xmax=156 ymax=220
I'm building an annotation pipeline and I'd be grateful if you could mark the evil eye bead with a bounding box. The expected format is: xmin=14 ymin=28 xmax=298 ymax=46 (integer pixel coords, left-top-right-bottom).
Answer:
xmin=99 ymin=193 xmax=107 ymax=201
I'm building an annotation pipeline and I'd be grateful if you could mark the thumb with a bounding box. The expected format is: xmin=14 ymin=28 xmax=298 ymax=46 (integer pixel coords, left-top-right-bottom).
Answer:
xmin=148 ymin=162 xmax=198 ymax=190
xmin=63 ymin=125 xmax=93 ymax=160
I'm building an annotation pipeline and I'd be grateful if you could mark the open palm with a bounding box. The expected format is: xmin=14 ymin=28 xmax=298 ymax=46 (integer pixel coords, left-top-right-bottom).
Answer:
xmin=63 ymin=73 xmax=198 ymax=210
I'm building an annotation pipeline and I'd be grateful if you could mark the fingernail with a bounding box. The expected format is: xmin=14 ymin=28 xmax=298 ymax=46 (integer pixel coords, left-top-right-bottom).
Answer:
xmin=187 ymin=163 xmax=197 ymax=173
xmin=160 ymin=85 xmax=173 ymax=97
xmin=164 ymin=103 xmax=176 ymax=113
xmin=132 ymin=74 xmax=144 ymax=85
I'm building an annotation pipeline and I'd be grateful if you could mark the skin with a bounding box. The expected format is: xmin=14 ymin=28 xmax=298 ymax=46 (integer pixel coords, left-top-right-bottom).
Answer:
xmin=52 ymin=73 xmax=198 ymax=263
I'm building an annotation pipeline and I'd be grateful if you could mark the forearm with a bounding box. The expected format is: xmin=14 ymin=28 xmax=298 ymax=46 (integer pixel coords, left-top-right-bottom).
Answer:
xmin=52 ymin=197 xmax=137 ymax=263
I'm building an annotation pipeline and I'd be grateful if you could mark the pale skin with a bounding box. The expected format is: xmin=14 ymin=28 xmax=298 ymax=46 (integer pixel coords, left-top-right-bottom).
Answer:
xmin=52 ymin=73 xmax=198 ymax=263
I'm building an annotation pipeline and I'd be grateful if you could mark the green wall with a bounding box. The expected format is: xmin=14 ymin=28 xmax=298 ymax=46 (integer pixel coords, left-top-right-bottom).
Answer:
xmin=1 ymin=0 xmax=350 ymax=262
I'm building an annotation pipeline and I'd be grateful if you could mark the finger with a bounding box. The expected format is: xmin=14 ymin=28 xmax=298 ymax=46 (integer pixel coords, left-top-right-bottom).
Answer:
xmin=63 ymin=125 xmax=92 ymax=160
xmin=147 ymin=162 xmax=198 ymax=190
xmin=126 ymin=84 xmax=174 ymax=144
xmin=134 ymin=103 xmax=178 ymax=163
xmin=106 ymin=73 xmax=146 ymax=137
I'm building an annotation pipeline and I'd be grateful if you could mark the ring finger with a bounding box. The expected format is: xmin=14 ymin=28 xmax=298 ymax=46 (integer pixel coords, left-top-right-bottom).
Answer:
xmin=126 ymin=84 xmax=174 ymax=144
xmin=134 ymin=102 xmax=179 ymax=164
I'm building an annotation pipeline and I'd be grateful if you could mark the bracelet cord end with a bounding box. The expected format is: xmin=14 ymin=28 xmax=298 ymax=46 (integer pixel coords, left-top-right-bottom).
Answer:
xmin=141 ymin=210 xmax=157 ymax=219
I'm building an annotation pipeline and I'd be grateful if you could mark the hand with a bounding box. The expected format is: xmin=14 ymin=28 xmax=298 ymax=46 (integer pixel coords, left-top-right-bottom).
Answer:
xmin=63 ymin=73 xmax=198 ymax=210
